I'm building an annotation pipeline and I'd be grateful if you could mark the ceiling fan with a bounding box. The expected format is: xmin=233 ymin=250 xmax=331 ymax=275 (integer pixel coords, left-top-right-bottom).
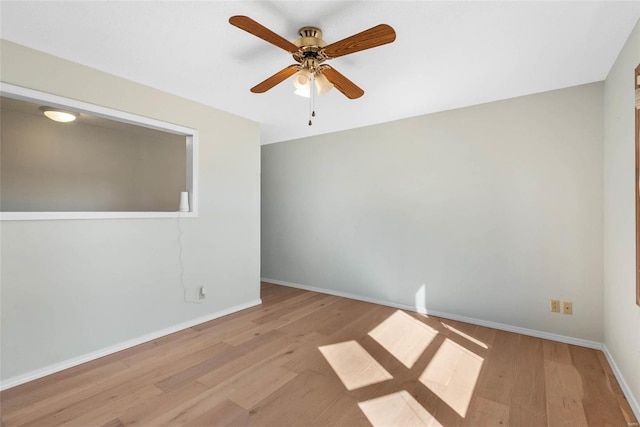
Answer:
xmin=229 ymin=16 xmax=396 ymax=100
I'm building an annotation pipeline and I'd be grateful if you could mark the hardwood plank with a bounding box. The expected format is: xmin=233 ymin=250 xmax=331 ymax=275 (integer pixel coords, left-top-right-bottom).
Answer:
xmin=251 ymin=292 xmax=334 ymax=325
xmin=3 ymin=326 xmax=198 ymax=410
xmin=189 ymin=304 xmax=264 ymax=331
xmin=330 ymin=304 xmax=395 ymax=343
xmin=183 ymin=311 xmax=272 ymax=343
xmin=4 ymin=341 xmax=231 ymax=426
xmin=99 ymin=419 xmax=124 ymax=427
xmin=116 ymin=381 xmax=209 ymax=426
xmin=245 ymin=370 xmax=344 ymax=426
xmin=56 ymin=385 xmax=162 ymax=427
xmin=141 ymin=356 xmax=297 ymax=426
xmin=23 ymin=384 xmax=162 ymax=427
xmin=436 ymin=320 xmax=490 ymax=361
xmin=195 ymin=331 xmax=297 ymax=389
xmin=189 ymin=283 xmax=305 ymax=332
xmin=508 ymin=335 xmax=547 ymax=426
xmin=543 ymin=339 xmax=573 ymax=364
xmin=275 ymin=304 xmax=350 ymax=338
xmin=142 ymin=385 xmax=229 ymax=426
xmin=1 ymin=360 xmax=129 ymax=415
xmin=120 ymin=327 xmax=228 ymax=368
xmin=260 ymin=281 xmax=306 ymax=302
xmin=314 ymin=392 xmax=371 ymax=427
xmin=569 ymin=345 xmax=630 ymax=426
xmin=544 ymin=358 xmax=589 ymax=426
xmin=226 ymin=365 xmax=298 ymax=409
xmin=154 ymin=329 xmax=286 ymax=392
xmin=1 ymin=283 xmax=636 ymax=427
xmin=198 ymin=336 xmax=310 ymax=410
xmin=183 ymin=399 xmax=250 ymax=427
xmin=473 ymin=330 xmax=518 ymax=406
xmin=470 ymin=324 xmax=498 ymax=348
xmin=316 ymin=300 xmax=388 ymax=337
xmin=418 ymin=336 xmax=484 ymax=420
xmin=468 ymin=396 xmax=509 ymax=426
xmin=596 ymin=350 xmax=638 ymax=425
xmin=223 ymin=294 xmax=339 ymax=346
xmin=279 ymin=334 xmax=339 ymax=376
xmin=357 ymin=390 xmax=443 ymax=426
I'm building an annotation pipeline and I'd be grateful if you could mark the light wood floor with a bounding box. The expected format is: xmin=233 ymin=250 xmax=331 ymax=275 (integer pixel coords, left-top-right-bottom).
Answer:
xmin=1 ymin=282 xmax=637 ymax=426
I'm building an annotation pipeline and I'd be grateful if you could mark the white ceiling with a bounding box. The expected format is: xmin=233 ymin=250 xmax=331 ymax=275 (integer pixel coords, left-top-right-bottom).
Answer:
xmin=1 ymin=1 xmax=639 ymax=144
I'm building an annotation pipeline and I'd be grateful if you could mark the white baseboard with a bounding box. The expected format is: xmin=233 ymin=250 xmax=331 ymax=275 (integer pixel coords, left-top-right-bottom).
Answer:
xmin=0 ymin=299 xmax=262 ymax=391
xmin=262 ymin=278 xmax=602 ymax=350
xmin=602 ymin=345 xmax=640 ymax=422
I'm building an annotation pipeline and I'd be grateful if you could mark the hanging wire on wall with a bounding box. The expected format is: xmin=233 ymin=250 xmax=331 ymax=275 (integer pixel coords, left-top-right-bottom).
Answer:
xmin=177 ymin=211 xmax=202 ymax=304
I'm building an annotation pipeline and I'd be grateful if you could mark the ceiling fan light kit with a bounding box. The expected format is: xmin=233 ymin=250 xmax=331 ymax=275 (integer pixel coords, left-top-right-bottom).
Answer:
xmin=292 ymin=68 xmax=312 ymax=97
xmin=229 ymin=15 xmax=396 ymax=125
xmin=292 ymin=65 xmax=333 ymax=98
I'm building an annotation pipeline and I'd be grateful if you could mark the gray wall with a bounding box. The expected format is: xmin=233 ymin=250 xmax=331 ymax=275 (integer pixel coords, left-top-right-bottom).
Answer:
xmin=603 ymin=19 xmax=640 ymax=413
xmin=1 ymin=105 xmax=185 ymax=212
xmin=262 ymin=82 xmax=604 ymax=342
xmin=0 ymin=40 xmax=261 ymax=382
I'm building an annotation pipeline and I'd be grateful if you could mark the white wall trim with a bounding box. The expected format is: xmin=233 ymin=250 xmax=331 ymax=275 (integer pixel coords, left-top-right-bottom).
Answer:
xmin=602 ymin=344 xmax=640 ymax=422
xmin=262 ymin=278 xmax=603 ymax=350
xmin=0 ymin=82 xmax=199 ymax=221
xmin=0 ymin=299 xmax=262 ymax=391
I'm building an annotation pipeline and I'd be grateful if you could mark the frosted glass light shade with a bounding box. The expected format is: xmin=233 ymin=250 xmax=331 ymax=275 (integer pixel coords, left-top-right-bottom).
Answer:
xmin=293 ymin=69 xmax=311 ymax=97
xmin=39 ymin=107 xmax=78 ymax=122
xmin=314 ymin=72 xmax=334 ymax=96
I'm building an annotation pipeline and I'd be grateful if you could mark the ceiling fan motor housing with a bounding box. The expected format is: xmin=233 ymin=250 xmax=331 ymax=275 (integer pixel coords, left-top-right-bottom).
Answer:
xmin=296 ymin=27 xmax=325 ymax=45
xmin=294 ymin=27 xmax=328 ymax=65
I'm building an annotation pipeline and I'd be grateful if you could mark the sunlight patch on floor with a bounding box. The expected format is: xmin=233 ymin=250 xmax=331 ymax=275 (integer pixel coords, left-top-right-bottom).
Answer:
xmin=441 ymin=322 xmax=488 ymax=349
xmin=368 ymin=310 xmax=439 ymax=368
xmin=358 ymin=390 xmax=443 ymax=427
xmin=419 ymin=338 xmax=484 ymax=417
xmin=318 ymin=341 xmax=393 ymax=391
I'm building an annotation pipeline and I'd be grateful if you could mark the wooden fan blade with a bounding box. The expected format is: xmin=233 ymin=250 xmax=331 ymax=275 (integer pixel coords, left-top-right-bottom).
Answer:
xmin=229 ymin=15 xmax=299 ymax=53
xmin=323 ymin=24 xmax=396 ymax=58
xmin=321 ymin=66 xmax=364 ymax=99
xmin=251 ymin=65 xmax=299 ymax=93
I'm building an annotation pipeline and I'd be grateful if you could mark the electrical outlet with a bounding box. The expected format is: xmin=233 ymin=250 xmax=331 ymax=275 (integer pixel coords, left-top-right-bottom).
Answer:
xmin=563 ymin=301 xmax=572 ymax=315
xmin=551 ymin=299 xmax=560 ymax=313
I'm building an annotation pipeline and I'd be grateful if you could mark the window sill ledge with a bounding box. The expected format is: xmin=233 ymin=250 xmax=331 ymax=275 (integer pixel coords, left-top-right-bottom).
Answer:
xmin=0 ymin=211 xmax=198 ymax=221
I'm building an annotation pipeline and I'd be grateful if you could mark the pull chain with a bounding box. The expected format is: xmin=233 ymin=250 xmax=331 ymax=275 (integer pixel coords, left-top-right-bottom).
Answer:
xmin=308 ymin=72 xmax=315 ymax=126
